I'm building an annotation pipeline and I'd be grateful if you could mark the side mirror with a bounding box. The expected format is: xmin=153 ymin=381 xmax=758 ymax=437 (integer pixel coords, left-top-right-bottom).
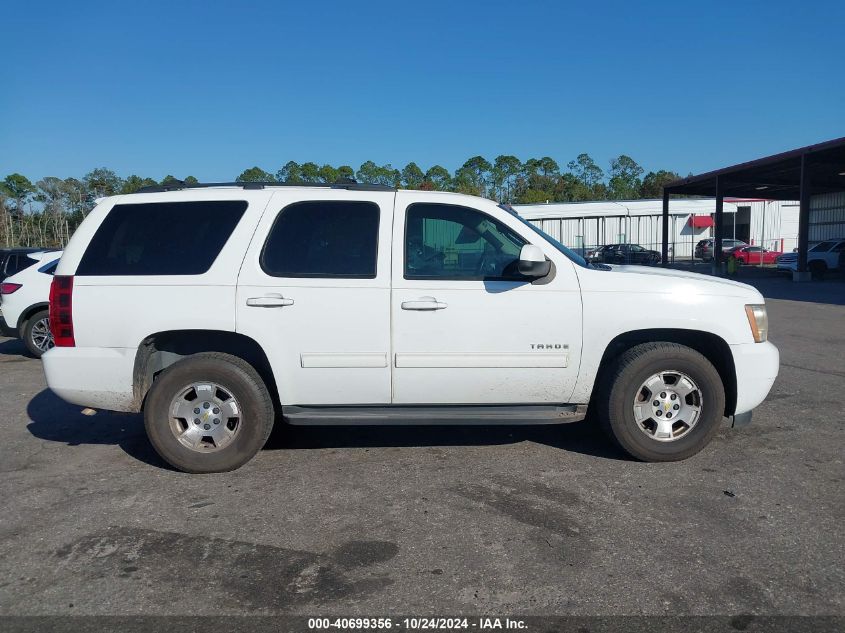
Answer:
xmin=518 ymin=244 xmax=551 ymax=278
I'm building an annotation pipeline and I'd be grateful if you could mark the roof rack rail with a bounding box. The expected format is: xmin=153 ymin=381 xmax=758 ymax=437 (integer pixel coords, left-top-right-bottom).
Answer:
xmin=135 ymin=179 xmax=396 ymax=194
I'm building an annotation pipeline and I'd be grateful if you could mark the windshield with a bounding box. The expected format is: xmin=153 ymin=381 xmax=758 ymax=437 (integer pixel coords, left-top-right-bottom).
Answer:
xmin=499 ymin=204 xmax=588 ymax=268
xmin=810 ymin=240 xmax=836 ymax=252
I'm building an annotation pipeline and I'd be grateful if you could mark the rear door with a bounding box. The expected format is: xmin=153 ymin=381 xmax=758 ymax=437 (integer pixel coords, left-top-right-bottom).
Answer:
xmin=236 ymin=189 xmax=395 ymax=405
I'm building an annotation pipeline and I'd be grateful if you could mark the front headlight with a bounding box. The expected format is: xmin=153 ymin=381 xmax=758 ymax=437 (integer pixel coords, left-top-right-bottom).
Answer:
xmin=745 ymin=304 xmax=768 ymax=343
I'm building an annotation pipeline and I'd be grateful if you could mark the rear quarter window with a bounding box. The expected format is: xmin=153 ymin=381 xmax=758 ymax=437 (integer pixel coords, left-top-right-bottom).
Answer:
xmin=76 ymin=201 xmax=247 ymax=276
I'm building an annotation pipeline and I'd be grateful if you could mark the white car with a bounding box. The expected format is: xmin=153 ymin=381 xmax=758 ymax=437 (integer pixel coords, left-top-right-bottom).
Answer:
xmin=776 ymin=238 xmax=845 ymax=276
xmin=0 ymin=251 xmax=62 ymax=357
xmin=42 ymin=183 xmax=779 ymax=472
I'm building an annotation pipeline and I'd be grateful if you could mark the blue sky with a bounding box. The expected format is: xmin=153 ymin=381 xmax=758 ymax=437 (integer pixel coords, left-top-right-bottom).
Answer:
xmin=2 ymin=0 xmax=843 ymax=182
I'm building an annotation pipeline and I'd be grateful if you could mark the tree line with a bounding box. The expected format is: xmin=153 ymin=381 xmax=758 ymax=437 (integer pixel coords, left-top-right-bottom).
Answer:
xmin=0 ymin=154 xmax=679 ymax=248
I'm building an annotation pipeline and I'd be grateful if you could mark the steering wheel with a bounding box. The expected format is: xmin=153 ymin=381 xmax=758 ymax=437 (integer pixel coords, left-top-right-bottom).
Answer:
xmin=476 ymin=251 xmax=495 ymax=276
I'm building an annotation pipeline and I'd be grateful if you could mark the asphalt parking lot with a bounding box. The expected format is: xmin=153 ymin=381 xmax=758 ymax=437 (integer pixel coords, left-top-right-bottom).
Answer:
xmin=0 ymin=276 xmax=843 ymax=617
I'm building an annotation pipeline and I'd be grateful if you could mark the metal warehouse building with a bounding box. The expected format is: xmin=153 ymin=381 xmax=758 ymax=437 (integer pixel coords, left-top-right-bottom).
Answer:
xmin=514 ymin=198 xmax=799 ymax=260
xmin=663 ymin=136 xmax=845 ymax=279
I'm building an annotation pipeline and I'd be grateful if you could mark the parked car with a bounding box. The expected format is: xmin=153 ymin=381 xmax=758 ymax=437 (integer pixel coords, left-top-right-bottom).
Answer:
xmin=584 ymin=245 xmax=610 ymax=262
xmin=0 ymin=251 xmax=62 ymax=357
xmin=694 ymin=238 xmax=748 ymax=261
xmin=595 ymin=243 xmax=661 ymax=265
xmin=0 ymin=247 xmax=42 ymax=282
xmin=726 ymin=246 xmax=782 ymax=265
xmin=776 ymin=238 xmax=845 ymax=277
xmin=42 ymin=183 xmax=778 ymax=472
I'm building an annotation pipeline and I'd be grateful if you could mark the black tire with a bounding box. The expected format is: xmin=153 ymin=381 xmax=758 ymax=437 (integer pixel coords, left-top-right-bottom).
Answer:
xmin=22 ymin=309 xmax=53 ymax=358
xmin=809 ymin=260 xmax=827 ymax=279
xmin=596 ymin=342 xmax=725 ymax=462
xmin=144 ymin=352 xmax=275 ymax=473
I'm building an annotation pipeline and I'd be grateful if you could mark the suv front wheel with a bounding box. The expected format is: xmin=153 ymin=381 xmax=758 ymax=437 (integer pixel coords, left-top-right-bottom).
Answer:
xmin=144 ymin=352 xmax=275 ymax=473
xmin=597 ymin=342 xmax=725 ymax=461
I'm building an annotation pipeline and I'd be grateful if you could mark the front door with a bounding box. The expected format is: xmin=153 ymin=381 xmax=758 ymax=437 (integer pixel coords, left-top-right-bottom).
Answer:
xmin=390 ymin=192 xmax=583 ymax=405
xmin=236 ymin=189 xmax=395 ymax=405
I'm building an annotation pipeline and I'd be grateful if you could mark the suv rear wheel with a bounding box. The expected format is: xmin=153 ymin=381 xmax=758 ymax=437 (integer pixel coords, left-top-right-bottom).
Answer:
xmin=597 ymin=342 xmax=725 ymax=461
xmin=22 ymin=309 xmax=54 ymax=358
xmin=809 ymin=260 xmax=827 ymax=279
xmin=144 ymin=352 xmax=275 ymax=473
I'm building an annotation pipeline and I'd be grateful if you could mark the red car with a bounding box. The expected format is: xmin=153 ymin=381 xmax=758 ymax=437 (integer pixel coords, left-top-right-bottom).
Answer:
xmin=727 ymin=246 xmax=782 ymax=265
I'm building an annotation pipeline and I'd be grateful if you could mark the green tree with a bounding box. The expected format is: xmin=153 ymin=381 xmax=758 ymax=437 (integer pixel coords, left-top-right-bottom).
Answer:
xmin=607 ymin=155 xmax=644 ymax=200
xmin=318 ymin=164 xmax=339 ymax=183
xmin=121 ymin=175 xmax=157 ymax=193
xmin=300 ymin=162 xmax=321 ymax=183
xmin=1 ymin=173 xmax=36 ymax=212
xmin=277 ymin=161 xmax=303 ymax=183
xmin=160 ymin=175 xmax=180 ymax=186
xmin=401 ymin=162 xmax=424 ymax=189
xmin=84 ymin=168 xmax=122 ymax=198
xmin=423 ymin=165 xmax=451 ymax=191
xmin=640 ymin=170 xmax=680 ymax=198
xmin=236 ymin=167 xmax=276 ymax=182
xmin=454 ymin=156 xmax=492 ymax=196
xmin=184 ymin=175 xmax=199 ymax=185
xmin=567 ymin=153 xmax=603 ymax=189
xmin=337 ymin=165 xmax=355 ymax=181
xmin=492 ymin=155 xmax=523 ymax=202
xmin=357 ymin=162 xmax=400 ymax=186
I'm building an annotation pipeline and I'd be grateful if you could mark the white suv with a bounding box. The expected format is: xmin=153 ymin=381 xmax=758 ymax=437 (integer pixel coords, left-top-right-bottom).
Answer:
xmin=42 ymin=182 xmax=779 ymax=472
xmin=1 ymin=250 xmax=62 ymax=357
xmin=776 ymin=238 xmax=845 ymax=277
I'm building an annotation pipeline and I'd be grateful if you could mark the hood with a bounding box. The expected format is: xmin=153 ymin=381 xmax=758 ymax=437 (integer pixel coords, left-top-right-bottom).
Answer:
xmin=580 ymin=264 xmax=764 ymax=301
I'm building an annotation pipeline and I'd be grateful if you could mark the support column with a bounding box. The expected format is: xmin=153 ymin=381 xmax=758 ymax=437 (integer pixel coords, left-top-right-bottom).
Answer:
xmin=712 ymin=176 xmax=724 ymax=276
xmin=795 ymin=154 xmax=812 ymax=282
xmin=661 ymin=189 xmax=669 ymax=267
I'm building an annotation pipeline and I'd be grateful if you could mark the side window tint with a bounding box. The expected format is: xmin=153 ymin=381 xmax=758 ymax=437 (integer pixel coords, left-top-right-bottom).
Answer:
xmin=77 ymin=201 xmax=247 ymax=276
xmin=405 ymin=203 xmax=526 ymax=280
xmin=261 ymin=201 xmax=379 ymax=278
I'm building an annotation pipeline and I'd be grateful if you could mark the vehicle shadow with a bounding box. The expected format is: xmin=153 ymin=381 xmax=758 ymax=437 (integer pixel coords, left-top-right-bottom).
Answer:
xmin=25 ymin=389 xmax=172 ymax=470
xmin=265 ymin=420 xmax=631 ymax=461
xmin=0 ymin=337 xmax=33 ymax=358
xmin=25 ymin=389 xmax=630 ymax=469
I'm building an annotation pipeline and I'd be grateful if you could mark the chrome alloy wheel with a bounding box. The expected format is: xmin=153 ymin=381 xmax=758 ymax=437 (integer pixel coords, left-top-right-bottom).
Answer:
xmin=168 ymin=382 xmax=242 ymax=452
xmin=632 ymin=371 xmax=702 ymax=442
xmin=30 ymin=317 xmax=54 ymax=353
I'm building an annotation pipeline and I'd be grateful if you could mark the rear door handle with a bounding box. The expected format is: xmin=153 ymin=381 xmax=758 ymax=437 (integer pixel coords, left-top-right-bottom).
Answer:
xmin=401 ymin=296 xmax=447 ymax=311
xmin=246 ymin=295 xmax=294 ymax=308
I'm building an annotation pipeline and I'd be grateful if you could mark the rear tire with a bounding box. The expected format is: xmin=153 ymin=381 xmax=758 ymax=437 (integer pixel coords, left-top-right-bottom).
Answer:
xmin=597 ymin=342 xmax=725 ymax=462
xmin=809 ymin=260 xmax=827 ymax=279
xmin=22 ymin=310 xmax=53 ymax=358
xmin=144 ymin=352 xmax=275 ymax=473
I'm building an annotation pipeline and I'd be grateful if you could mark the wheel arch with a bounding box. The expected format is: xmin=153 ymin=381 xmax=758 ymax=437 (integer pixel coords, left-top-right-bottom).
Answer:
xmin=133 ymin=330 xmax=279 ymax=411
xmin=16 ymin=302 xmax=49 ymax=333
xmin=594 ymin=328 xmax=737 ymax=417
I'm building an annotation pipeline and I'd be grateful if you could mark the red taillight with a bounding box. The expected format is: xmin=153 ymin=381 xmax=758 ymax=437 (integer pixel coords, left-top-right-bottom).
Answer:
xmin=49 ymin=275 xmax=75 ymax=347
xmin=0 ymin=282 xmax=22 ymax=295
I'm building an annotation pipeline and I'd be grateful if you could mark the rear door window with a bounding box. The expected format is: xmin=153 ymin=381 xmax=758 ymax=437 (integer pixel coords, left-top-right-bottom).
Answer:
xmin=261 ymin=201 xmax=380 ymax=278
xmin=76 ymin=201 xmax=247 ymax=276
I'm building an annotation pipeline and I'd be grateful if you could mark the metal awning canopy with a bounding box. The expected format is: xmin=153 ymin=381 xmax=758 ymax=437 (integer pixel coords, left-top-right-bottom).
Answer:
xmin=659 ymin=136 xmax=845 ymax=276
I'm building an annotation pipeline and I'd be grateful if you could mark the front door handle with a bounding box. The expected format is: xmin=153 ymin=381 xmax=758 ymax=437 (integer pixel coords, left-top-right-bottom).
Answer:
xmin=246 ymin=295 xmax=294 ymax=308
xmin=401 ymin=296 xmax=447 ymax=311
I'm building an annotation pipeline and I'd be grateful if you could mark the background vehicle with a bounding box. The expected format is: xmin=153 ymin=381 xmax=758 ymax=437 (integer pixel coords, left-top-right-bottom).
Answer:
xmin=42 ymin=184 xmax=778 ymax=473
xmin=0 ymin=248 xmax=41 ymax=282
xmin=695 ymin=238 xmax=748 ymax=261
xmin=584 ymin=245 xmax=610 ymax=262
xmin=726 ymin=245 xmax=782 ymax=265
xmin=776 ymin=238 xmax=845 ymax=277
xmin=0 ymin=251 xmax=62 ymax=357
xmin=595 ymin=243 xmax=661 ymax=265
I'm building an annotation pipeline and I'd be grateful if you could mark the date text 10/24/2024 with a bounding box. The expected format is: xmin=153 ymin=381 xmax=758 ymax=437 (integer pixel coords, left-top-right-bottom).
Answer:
xmin=308 ymin=618 xmax=528 ymax=630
